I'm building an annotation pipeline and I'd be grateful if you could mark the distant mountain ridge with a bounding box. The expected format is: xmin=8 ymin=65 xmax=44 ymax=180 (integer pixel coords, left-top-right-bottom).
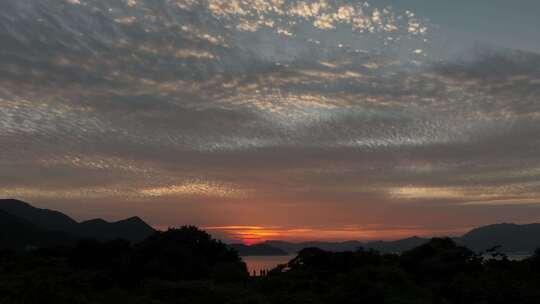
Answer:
xmin=261 ymin=225 xmax=540 ymax=254
xmin=229 ymin=243 xmax=288 ymax=256
xmin=0 ymin=199 xmax=155 ymax=246
xmin=365 ymin=236 xmax=429 ymax=253
xmin=261 ymin=239 xmax=428 ymax=254
xmin=3 ymin=199 xmax=540 ymax=254
xmin=263 ymin=240 xmax=364 ymax=254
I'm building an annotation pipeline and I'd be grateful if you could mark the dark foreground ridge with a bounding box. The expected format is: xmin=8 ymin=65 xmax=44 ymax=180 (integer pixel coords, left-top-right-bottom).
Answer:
xmin=2 ymin=225 xmax=540 ymax=303
xmin=2 ymin=200 xmax=540 ymax=303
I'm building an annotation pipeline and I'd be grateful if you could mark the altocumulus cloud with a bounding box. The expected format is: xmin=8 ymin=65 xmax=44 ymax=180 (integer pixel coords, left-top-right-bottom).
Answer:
xmin=1 ymin=0 xmax=540 ymax=239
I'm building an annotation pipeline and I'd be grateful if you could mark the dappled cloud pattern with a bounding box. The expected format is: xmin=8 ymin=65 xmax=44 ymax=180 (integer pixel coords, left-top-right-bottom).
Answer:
xmin=1 ymin=0 xmax=540 ymax=240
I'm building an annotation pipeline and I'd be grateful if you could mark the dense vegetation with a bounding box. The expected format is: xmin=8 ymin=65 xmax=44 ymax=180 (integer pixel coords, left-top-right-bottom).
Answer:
xmin=1 ymin=226 xmax=540 ymax=304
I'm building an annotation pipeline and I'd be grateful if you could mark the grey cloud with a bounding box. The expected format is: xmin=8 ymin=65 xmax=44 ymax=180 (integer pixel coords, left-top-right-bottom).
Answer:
xmin=1 ymin=0 xmax=540 ymax=233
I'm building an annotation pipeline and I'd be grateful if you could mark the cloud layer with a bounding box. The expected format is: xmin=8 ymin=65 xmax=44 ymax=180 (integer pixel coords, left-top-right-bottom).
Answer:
xmin=1 ymin=0 xmax=540 ymax=242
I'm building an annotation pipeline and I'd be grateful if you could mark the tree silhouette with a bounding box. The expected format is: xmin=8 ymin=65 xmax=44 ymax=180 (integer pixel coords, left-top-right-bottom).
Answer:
xmin=134 ymin=226 xmax=248 ymax=281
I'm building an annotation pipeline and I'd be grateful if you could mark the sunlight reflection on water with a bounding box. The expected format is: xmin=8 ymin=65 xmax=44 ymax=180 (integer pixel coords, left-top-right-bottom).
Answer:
xmin=242 ymin=253 xmax=531 ymax=276
xmin=242 ymin=255 xmax=295 ymax=275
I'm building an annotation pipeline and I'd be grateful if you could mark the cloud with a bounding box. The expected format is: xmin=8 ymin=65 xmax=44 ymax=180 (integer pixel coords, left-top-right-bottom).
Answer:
xmin=1 ymin=0 xmax=540 ymax=236
xmin=459 ymin=198 xmax=540 ymax=207
xmin=139 ymin=180 xmax=246 ymax=198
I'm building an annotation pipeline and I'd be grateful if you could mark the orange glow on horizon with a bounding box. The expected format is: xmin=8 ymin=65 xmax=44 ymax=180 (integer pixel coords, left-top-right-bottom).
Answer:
xmin=204 ymin=225 xmax=469 ymax=245
xmin=207 ymin=226 xmax=287 ymax=245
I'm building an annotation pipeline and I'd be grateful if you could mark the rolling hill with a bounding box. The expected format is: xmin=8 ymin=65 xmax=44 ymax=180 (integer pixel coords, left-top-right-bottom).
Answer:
xmin=0 ymin=199 xmax=155 ymax=245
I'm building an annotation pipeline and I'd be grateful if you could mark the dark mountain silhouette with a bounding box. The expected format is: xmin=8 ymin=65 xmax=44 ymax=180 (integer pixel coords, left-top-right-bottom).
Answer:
xmin=3 ymin=199 xmax=540 ymax=254
xmin=0 ymin=199 xmax=78 ymax=231
xmin=76 ymin=216 xmax=154 ymax=242
xmin=459 ymin=223 xmax=540 ymax=252
xmin=262 ymin=239 xmax=428 ymax=254
xmin=263 ymin=240 xmax=364 ymax=253
xmin=0 ymin=210 xmax=75 ymax=251
xmin=230 ymin=243 xmax=288 ymax=256
xmin=0 ymin=199 xmax=155 ymax=244
xmin=264 ymin=224 xmax=540 ymax=254
xmin=365 ymin=236 xmax=429 ymax=253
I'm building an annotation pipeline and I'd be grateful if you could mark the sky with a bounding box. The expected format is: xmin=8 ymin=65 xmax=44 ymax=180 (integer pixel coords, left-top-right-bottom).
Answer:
xmin=1 ymin=0 xmax=540 ymax=244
